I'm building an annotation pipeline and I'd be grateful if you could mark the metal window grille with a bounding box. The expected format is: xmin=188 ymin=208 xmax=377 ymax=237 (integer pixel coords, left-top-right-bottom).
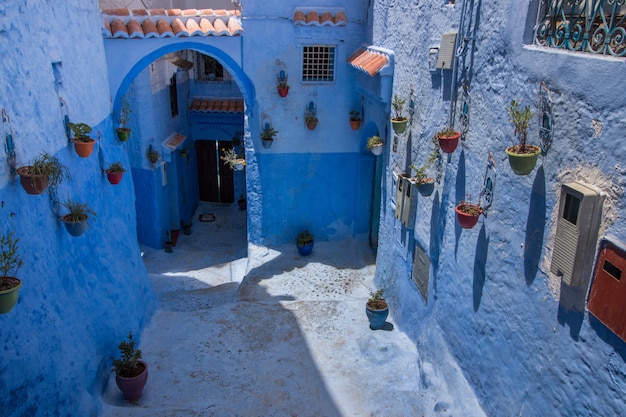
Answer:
xmin=534 ymin=0 xmax=626 ymax=57
xmin=302 ymin=45 xmax=336 ymax=82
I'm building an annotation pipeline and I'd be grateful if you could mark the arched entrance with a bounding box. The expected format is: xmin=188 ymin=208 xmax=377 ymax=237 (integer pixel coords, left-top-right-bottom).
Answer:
xmin=104 ymin=39 xmax=256 ymax=249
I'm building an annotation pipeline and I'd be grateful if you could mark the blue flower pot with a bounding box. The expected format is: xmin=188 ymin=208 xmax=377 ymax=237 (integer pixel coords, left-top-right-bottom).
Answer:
xmin=64 ymin=220 xmax=87 ymax=237
xmin=297 ymin=242 xmax=314 ymax=256
xmin=366 ymin=305 xmax=389 ymax=330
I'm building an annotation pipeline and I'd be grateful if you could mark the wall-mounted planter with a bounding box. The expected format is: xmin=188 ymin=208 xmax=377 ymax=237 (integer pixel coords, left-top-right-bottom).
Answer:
xmin=63 ymin=218 xmax=88 ymax=237
xmin=16 ymin=167 xmax=49 ymax=195
xmin=416 ymin=178 xmax=435 ymax=197
xmin=505 ymin=145 xmax=541 ymax=175
xmin=72 ymin=139 xmax=95 ymax=158
xmin=68 ymin=123 xmax=96 ymax=158
xmin=391 ymin=118 xmax=408 ymax=134
xmin=106 ymin=170 xmax=123 ymax=185
xmin=350 ymin=119 xmax=361 ymax=130
xmin=61 ymin=199 xmax=95 ymax=237
xmin=455 ymin=203 xmax=482 ymax=229
xmin=277 ymin=85 xmax=289 ymax=97
xmin=116 ymin=128 xmax=131 ymax=142
xmin=261 ymin=139 xmax=273 ymax=149
xmin=437 ymin=130 xmax=461 ymax=154
xmin=0 ymin=278 xmax=21 ymax=314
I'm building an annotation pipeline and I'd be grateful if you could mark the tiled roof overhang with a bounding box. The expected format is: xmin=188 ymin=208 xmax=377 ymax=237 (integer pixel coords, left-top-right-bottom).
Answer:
xmin=102 ymin=8 xmax=243 ymax=38
xmin=292 ymin=8 xmax=347 ymax=26
xmin=189 ymin=98 xmax=244 ymax=113
xmin=347 ymin=47 xmax=390 ymax=76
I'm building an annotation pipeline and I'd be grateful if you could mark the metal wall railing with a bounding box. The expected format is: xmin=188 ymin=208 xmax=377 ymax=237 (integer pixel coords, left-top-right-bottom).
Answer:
xmin=534 ymin=0 xmax=626 ymax=57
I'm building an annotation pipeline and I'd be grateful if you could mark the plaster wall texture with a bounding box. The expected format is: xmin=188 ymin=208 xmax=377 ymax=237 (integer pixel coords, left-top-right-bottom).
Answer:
xmin=242 ymin=1 xmax=375 ymax=245
xmin=372 ymin=1 xmax=626 ymax=416
xmin=0 ymin=2 xmax=156 ymax=416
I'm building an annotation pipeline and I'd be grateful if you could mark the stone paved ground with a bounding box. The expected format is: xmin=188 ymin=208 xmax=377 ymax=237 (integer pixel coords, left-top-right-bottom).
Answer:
xmin=100 ymin=202 xmax=486 ymax=417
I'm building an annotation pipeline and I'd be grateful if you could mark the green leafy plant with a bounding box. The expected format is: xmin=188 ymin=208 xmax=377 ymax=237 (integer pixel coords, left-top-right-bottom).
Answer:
xmin=457 ymin=194 xmax=482 ymax=216
xmin=506 ymin=99 xmax=534 ymax=150
xmin=118 ymin=96 xmax=132 ymax=128
xmin=410 ymin=135 xmax=441 ymax=184
xmin=61 ymin=198 xmax=96 ymax=228
xmin=0 ymin=232 xmax=22 ymax=279
xmin=106 ymin=162 xmax=125 ymax=173
xmin=296 ymin=230 xmax=314 ymax=247
xmin=435 ymin=127 xmax=458 ymax=138
xmin=392 ymin=95 xmax=407 ymax=121
xmin=367 ymin=289 xmax=387 ymax=309
xmin=147 ymin=148 xmax=160 ymax=164
xmin=112 ymin=332 xmax=144 ymax=378
xmin=366 ymin=135 xmax=383 ymax=150
xmin=305 ymin=111 xmax=318 ymax=125
xmin=261 ymin=126 xmax=278 ymax=141
xmin=18 ymin=152 xmax=70 ymax=192
xmin=67 ymin=122 xmax=93 ymax=142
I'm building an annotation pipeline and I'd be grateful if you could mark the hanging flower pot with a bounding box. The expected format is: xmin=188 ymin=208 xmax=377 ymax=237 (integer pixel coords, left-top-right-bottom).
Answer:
xmin=68 ymin=122 xmax=96 ymax=158
xmin=366 ymin=135 xmax=384 ymax=156
xmin=391 ymin=118 xmax=408 ymax=134
xmin=436 ymin=129 xmax=461 ymax=154
xmin=416 ymin=178 xmax=436 ymax=197
xmin=61 ymin=199 xmax=96 ymax=237
xmin=350 ymin=111 xmax=361 ymax=130
xmin=105 ymin=162 xmax=125 ymax=185
xmin=16 ymin=167 xmax=49 ymax=195
xmin=505 ymin=145 xmax=541 ymax=175
xmin=116 ymin=128 xmax=131 ymax=142
xmin=391 ymin=95 xmax=408 ymax=134
xmin=0 ymin=232 xmax=22 ymax=314
xmin=455 ymin=202 xmax=482 ymax=229
xmin=0 ymin=278 xmax=21 ymax=314
xmin=16 ymin=153 xmax=69 ymax=195
xmin=277 ymin=85 xmax=289 ymax=97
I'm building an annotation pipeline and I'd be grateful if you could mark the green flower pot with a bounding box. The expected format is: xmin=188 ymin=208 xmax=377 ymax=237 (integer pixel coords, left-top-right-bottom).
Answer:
xmin=391 ymin=118 xmax=408 ymax=134
xmin=0 ymin=278 xmax=22 ymax=314
xmin=505 ymin=145 xmax=541 ymax=176
xmin=116 ymin=128 xmax=131 ymax=142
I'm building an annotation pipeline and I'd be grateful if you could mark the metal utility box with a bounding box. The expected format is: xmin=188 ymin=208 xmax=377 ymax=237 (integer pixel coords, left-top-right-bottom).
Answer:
xmin=401 ymin=178 xmax=414 ymax=227
xmin=436 ymin=32 xmax=457 ymax=70
xmin=412 ymin=244 xmax=430 ymax=303
xmin=395 ymin=174 xmax=405 ymax=221
xmin=587 ymin=239 xmax=626 ymax=341
xmin=550 ymin=181 xmax=605 ymax=287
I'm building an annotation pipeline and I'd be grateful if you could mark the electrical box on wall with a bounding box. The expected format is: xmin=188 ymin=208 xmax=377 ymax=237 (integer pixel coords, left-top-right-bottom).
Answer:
xmin=428 ymin=47 xmax=439 ymax=72
xmin=401 ymin=178 xmax=414 ymax=227
xmin=436 ymin=32 xmax=457 ymax=70
xmin=412 ymin=244 xmax=430 ymax=303
xmin=587 ymin=238 xmax=626 ymax=341
xmin=395 ymin=175 xmax=405 ymax=221
xmin=550 ymin=181 xmax=605 ymax=288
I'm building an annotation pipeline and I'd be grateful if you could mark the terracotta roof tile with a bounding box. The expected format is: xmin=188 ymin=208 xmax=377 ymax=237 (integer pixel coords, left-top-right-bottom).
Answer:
xmin=101 ymin=8 xmax=243 ymax=39
xmin=189 ymin=98 xmax=244 ymax=113
xmin=293 ymin=9 xmax=347 ymax=27
xmin=347 ymin=48 xmax=390 ymax=76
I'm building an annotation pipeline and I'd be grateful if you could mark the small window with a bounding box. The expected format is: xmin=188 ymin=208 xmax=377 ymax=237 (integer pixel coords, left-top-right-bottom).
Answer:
xmin=562 ymin=192 xmax=580 ymax=225
xmin=194 ymin=52 xmax=231 ymax=82
xmin=302 ymin=45 xmax=336 ymax=82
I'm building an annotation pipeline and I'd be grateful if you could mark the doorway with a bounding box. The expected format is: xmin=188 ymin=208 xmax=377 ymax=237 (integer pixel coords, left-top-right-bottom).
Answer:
xmin=196 ymin=139 xmax=234 ymax=203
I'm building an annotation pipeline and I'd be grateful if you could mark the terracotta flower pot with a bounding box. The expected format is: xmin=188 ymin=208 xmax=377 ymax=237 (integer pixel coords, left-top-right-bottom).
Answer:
xmin=438 ymin=131 xmax=461 ymax=154
xmin=16 ymin=167 xmax=49 ymax=195
xmin=306 ymin=121 xmax=317 ymax=130
xmin=455 ymin=203 xmax=482 ymax=229
xmin=106 ymin=171 xmax=123 ymax=185
xmin=73 ymin=139 xmax=96 ymax=158
xmin=350 ymin=120 xmax=361 ymax=130
xmin=277 ymin=86 xmax=289 ymax=97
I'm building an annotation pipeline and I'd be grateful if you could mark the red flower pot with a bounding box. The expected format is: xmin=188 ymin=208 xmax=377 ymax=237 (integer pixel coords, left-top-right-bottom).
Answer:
xmin=438 ymin=131 xmax=461 ymax=153
xmin=16 ymin=167 xmax=49 ymax=195
xmin=106 ymin=171 xmax=123 ymax=185
xmin=277 ymin=86 xmax=289 ymax=97
xmin=455 ymin=204 xmax=482 ymax=229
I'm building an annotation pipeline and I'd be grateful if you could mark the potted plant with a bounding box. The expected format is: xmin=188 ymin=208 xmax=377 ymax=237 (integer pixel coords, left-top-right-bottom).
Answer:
xmin=455 ymin=196 xmax=483 ymax=229
xmin=366 ymin=135 xmax=384 ymax=156
xmin=296 ymin=230 xmax=314 ymax=256
xmin=67 ymin=122 xmax=96 ymax=158
xmin=237 ymin=194 xmax=247 ymax=211
xmin=16 ymin=152 xmax=70 ymax=195
xmin=505 ymin=99 xmax=541 ymax=175
xmin=182 ymin=220 xmax=192 ymax=235
xmin=147 ymin=147 xmax=160 ymax=165
xmin=305 ymin=111 xmax=318 ymax=130
xmin=435 ymin=127 xmax=461 ymax=154
xmin=261 ymin=126 xmax=278 ymax=149
xmin=366 ymin=289 xmax=389 ymax=330
xmin=220 ymin=148 xmax=246 ymax=171
xmin=391 ymin=95 xmax=408 ymax=134
xmin=164 ymin=231 xmax=173 ymax=253
xmin=112 ymin=332 xmax=148 ymax=402
xmin=0 ymin=231 xmax=23 ymax=314
xmin=105 ymin=161 xmax=125 ymax=185
xmin=277 ymin=73 xmax=289 ymax=98
xmin=410 ymin=136 xmax=440 ymax=196
xmin=349 ymin=111 xmax=361 ymax=130
xmin=61 ymin=198 xmax=96 ymax=237
xmin=116 ymin=97 xmax=132 ymax=142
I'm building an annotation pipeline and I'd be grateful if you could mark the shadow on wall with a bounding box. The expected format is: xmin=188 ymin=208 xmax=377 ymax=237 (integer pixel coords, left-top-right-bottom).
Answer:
xmin=473 ymin=223 xmax=489 ymax=311
xmin=557 ymin=281 xmax=586 ymax=340
xmin=589 ymin=314 xmax=626 ymax=363
xmin=454 ymin=150 xmax=467 ymax=258
xmin=524 ymin=165 xmax=546 ymax=285
xmin=430 ymin=189 xmax=443 ymax=299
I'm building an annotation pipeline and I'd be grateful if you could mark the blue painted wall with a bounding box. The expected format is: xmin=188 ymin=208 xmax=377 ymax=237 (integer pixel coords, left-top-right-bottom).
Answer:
xmin=372 ymin=1 xmax=626 ymax=416
xmin=0 ymin=2 xmax=155 ymax=416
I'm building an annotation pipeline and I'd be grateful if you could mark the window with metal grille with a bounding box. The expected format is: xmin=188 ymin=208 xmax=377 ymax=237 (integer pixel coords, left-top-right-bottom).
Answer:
xmin=534 ymin=0 xmax=626 ymax=57
xmin=302 ymin=45 xmax=336 ymax=82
